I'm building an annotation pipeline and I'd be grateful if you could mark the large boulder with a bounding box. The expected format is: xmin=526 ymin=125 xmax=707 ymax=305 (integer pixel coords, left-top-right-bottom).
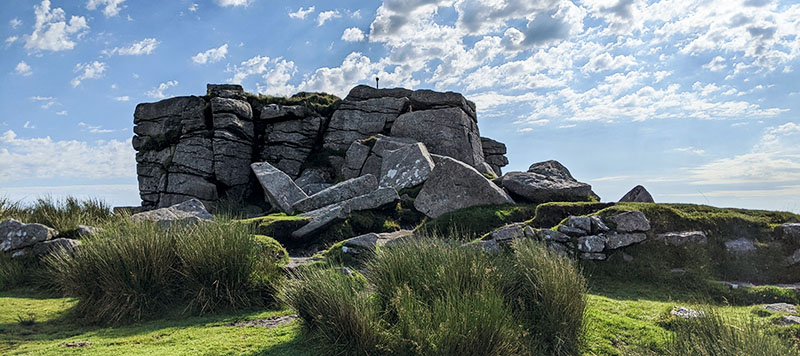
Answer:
xmin=294 ymin=168 xmax=333 ymax=195
xmin=260 ymin=114 xmax=325 ymax=178
xmin=130 ymin=198 xmax=213 ymax=228
xmin=409 ymin=89 xmax=477 ymax=121
xmin=391 ymin=107 xmax=486 ymax=170
xmin=251 ymin=162 xmax=308 ymax=213
xmin=343 ymin=135 xmax=419 ymax=180
xmin=0 ymin=219 xmax=58 ymax=252
xmin=414 ymin=157 xmax=514 ymax=218
xmin=379 ymin=142 xmax=435 ymax=190
xmin=606 ymin=211 xmax=651 ymax=233
xmin=292 ymin=188 xmax=400 ymax=239
xmin=499 ymin=160 xmax=597 ymax=203
xmin=292 ymin=174 xmax=379 ymax=213
xmin=619 ymin=185 xmax=654 ymax=203
xmin=323 ymin=96 xmax=410 ymax=152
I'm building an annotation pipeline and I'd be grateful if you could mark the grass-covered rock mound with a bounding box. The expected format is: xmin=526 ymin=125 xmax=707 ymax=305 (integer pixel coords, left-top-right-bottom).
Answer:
xmin=284 ymin=239 xmax=587 ymax=356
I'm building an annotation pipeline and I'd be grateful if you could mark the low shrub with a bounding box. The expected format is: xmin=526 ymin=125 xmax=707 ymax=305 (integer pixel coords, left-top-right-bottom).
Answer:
xmin=44 ymin=219 xmax=285 ymax=324
xmin=668 ymin=309 xmax=800 ymax=356
xmin=288 ymin=239 xmax=587 ymax=356
xmin=253 ymin=234 xmax=290 ymax=266
xmin=0 ymin=253 xmax=27 ymax=290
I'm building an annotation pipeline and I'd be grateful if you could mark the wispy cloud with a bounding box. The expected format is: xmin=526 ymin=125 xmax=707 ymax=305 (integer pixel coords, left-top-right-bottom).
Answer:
xmin=192 ymin=44 xmax=228 ymax=64
xmin=289 ymin=6 xmax=315 ymax=20
xmin=146 ymin=80 xmax=179 ymax=99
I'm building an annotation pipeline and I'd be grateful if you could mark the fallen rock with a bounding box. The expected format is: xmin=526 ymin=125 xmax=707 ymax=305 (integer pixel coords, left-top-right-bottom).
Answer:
xmin=590 ymin=216 xmax=610 ymax=234
xmin=0 ymin=219 xmax=58 ymax=252
xmin=619 ymin=185 xmax=654 ymax=203
xmin=131 ymin=198 xmax=213 ymax=228
xmin=763 ymin=303 xmax=797 ymax=314
xmin=414 ymin=157 xmax=514 ymax=218
xmin=292 ymin=174 xmax=378 ymax=213
xmin=341 ymin=140 xmax=372 ymax=180
xmin=566 ymin=216 xmax=592 ymax=233
xmin=356 ymin=135 xmax=419 ymax=179
xmin=294 ymin=168 xmax=333 ymax=195
xmin=606 ymin=211 xmax=651 ymax=233
xmin=725 ymin=238 xmax=756 ymax=254
xmin=534 ymin=228 xmax=572 ymax=243
xmin=251 ymin=162 xmax=308 ymax=213
xmin=500 ymin=160 xmax=597 ymax=202
xmin=489 ymin=222 xmax=528 ymax=243
xmin=31 ymin=238 xmax=81 ymax=257
xmin=343 ymin=233 xmax=380 ymax=251
xmin=671 ymin=306 xmax=704 ymax=319
xmin=655 ymin=231 xmax=708 ymax=246
xmin=557 ymin=225 xmax=587 ymax=237
xmin=292 ymin=188 xmax=400 ymax=239
xmin=604 ymin=232 xmax=647 ymax=250
xmin=379 ymin=142 xmax=435 ymax=190
xmin=578 ymin=235 xmax=606 ymax=253
xmin=778 ymin=315 xmax=800 ymax=326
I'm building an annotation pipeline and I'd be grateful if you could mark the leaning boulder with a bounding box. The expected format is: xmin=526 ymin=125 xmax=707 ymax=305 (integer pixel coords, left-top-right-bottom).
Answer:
xmin=0 ymin=219 xmax=58 ymax=252
xmin=251 ymin=162 xmax=308 ymax=213
xmin=414 ymin=157 xmax=514 ymax=218
xmin=292 ymin=174 xmax=379 ymax=213
xmin=131 ymin=198 xmax=214 ymax=228
xmin=379 ymin=142 xmax=435 ymax=190
xmin=619 ymin=185 xmax=654 ymax=203
xmin=500 ymin=160 xmax=597 ymax=203
xmin=292 ymin=188 xmax=400 ymax=239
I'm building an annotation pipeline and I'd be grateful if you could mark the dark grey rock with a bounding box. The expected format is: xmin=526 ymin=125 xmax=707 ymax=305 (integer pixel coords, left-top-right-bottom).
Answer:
xmin=261 ymin=116 xmax=324 ymax=178
xmin=76 ymin=225 xmax=102 ymax=237
xmin=251 ymin=162 xmax=308 ymax=213
xmin=131 ymin=198 xmax=213 ymax=228
xmin=359 ymin=135 xmax=418 ymax=178
xmin=655 ymin=231 xmax=708 ymax=246
xmin=259 ymin=104 xmax=311 ymax=121
xmin=786 ymin=248 xmax=800 ymax=266
xmin=207 ymin=84 xmax=245 ymax=99
xmin=292 ymin=188 xmax=399 ymax=239
xmin=391 ymin=107 xmax=485 ymax=169
xmin=31 ymin=238 xmax=81 ymax=257
xmin=604 ymin=232 xmax=647 ymax=250
xmin=379 ymin=143 xmax=435 ymax=190
xmin=776 ymin=223 xmax=800 ymax=240
xmin=489 ymin=222 xmax=528 ymax=243
xmin=725 ymin=238 xmax=756 ymax=254
xmin=500 ymin=160 xmax=596 ymax=202
xmin=295 ymin=168 xmax=333 ymax=195
xmin=577 ymin=235 xmax=606 ymax=252
xmin=414 ymin=157 xmax=513 ymax=218
xmin=607 ymin=211 xmax=651 ymax=233
xmin=0 ymin=219 xmax=58 ymax=252
xmin=778 ymin=315 xmax=800 ymax=326
xmin=566 ymin=216 xmax=592 ymax=233
xmin=535 ymin=228 xmax=572 ymax=242
xmin=133 ymin=96 xmax=206 ymax=137
xmin=343 ymin=233 xmax=380 ymax=251
xmin=481 ymin=137 xmax=507 ymax=156
xmin=557 ymin=225 xmax=587 ymax=237
xmin=163 ymin=173 xmax=218 ymax=204
xmin=211 ymin=97 xmax=252 ymax=119
xmin=171 ymin=136 xmax=214 ymax=177
xmin=345 ymin=85 xmax=412 ymax=101
xmin=324 ymin=97 xmax=410 ymax=152
xmin=342 ymin=141 xmax=371 ymax=179
xmin=292 ymin=174 xmax=379 ymax=213
xmin=590 ymin=216 xmax=610 ymax=234
xmin=619 ymin=185 xmax=654 ymax=203
xmin=409 ymin=89 xmax=476 ymax=121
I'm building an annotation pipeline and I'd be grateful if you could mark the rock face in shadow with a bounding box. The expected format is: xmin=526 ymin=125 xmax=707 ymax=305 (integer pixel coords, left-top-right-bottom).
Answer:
xmin=619 ymin=185 xmax=654 ymax=203
xmin=131 ymin=84 xmax=509 ymax=212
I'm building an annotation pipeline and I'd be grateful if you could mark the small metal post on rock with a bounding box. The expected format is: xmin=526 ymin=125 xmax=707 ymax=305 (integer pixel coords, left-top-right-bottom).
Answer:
xmin=376 ymin=77 xmax=379 ymax=89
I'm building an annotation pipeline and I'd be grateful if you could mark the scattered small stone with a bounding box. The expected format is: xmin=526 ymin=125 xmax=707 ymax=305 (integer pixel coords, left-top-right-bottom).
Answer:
xmin=227 ymin=315 xmax=298 ymax=328
xmin=671 ymin=306 xmax=704 ymax=319
xmin=763 ymin=303 xmax=797 ymax=314
xmin=60 ymin=341 xmax=92 ymax=348
xmin=670 ymin=268 xmax=686 ymax=275
xmin=622 ymin=253 xmax=634 ymax=262
xmin=75 ymin=225 xmax=102 ymax=237
xmin=778 ymin=315 xmax=800 ymax=326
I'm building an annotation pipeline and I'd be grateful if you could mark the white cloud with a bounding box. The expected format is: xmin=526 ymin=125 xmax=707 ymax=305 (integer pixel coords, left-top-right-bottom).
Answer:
xmin=15 ymin=61 xmax=32 ymax=76
xmin=0 ymin=130 xmax=135 ymax=182
xmin=71 ymin=61 xmax=107 ymax=87
xmin=114 ymin=96 xmax=130 ymax=101
xmin=673 ymin=146 xmax=706 ymax=155
xmin=289 ymin=6 xmax=315 ymax=19
xmin=86 ymin=0 xmax=126 ymax=18
xmin=582 ymin=52 xmax=637 ymax=73
xmin=55 ymin=110 xmax=68 ymax=116
xmin=5 ymin=36 xmax=18 ymax=44
xmin=341 ymin=27 xmax=365 ymax=42
xmin=703 ymin=56 xmax=727 ymax=71
xmin=214 ymin=0 xmax=251 ymax=7
xmin=228 ymin=55 xmax=271 ymax=83
xmin=189 ymin=3 xmax=198 ymax=12
xmin=317 ymin=10 xmax=341 ymax=26
xmin=10 ymin=18 xmax=22 ymax=29
xmin=192 ymin=44 xmax=228 ymax=64
xmin=258 ymin=59 xmax=298 ymax=96
xmin=104 ymin=38 xmax=159 ymax=56
xmin=688 ymin=122 xmax=800 ymax=185
xmin=146 ymin=80 xmax=179 ymax=99
xmin=79 ymin=122 xmax=115 ymax=133
xmin=23 ymin=121 xmax=36 ymax=129
xmin=24 ymin=0 xmax=89 ymax=52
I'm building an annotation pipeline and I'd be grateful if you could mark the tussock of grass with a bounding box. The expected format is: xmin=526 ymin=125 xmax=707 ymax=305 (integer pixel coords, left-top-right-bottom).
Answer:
xmin=415 ymin=204 xmax=539 ymax=240
xmin=0 ymin=196 xmax=114 ymax=233
xmin=667 ymin=309 xmax=800 ymax=356
xmin=287 ymin=239 xmax=587 ymax=355
xmin=44 ymin=219 xmax=285 ymax=324
xmin=0 ymin=254 xmax=27 ymax=291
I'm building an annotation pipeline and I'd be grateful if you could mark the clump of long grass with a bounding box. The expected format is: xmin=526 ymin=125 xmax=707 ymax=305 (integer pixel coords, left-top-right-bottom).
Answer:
xmin=668 ymin=309 xmax=800 ymax=356
xmin=44 ymin=219 xmax=285 ymax=324
xmin=286 ymin=238 xmax=588 ymax=356
xmin=0 ymin=253 xmax=27 ymax=290
xmin=0 ymin=195 xmax=114 ymax=232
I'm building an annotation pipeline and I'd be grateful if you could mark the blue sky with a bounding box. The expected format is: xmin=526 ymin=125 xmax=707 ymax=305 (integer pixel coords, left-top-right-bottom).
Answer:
xmin=1 ymin=0 xmax=799 ymax=212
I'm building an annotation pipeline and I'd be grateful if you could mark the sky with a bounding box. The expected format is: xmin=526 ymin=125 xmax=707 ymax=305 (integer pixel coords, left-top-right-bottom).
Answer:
xmin=1 ymin=0 xmax=799 ymax=213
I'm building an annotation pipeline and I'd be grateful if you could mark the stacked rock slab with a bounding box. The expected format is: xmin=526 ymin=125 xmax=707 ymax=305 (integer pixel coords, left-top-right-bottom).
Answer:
xmin=499 ymin=160 xmax=598 ymax=203
xmin=481 ymin=137 xmax=508 ymax=176
xmin=133 ymin=84 xmax=510 ymax=211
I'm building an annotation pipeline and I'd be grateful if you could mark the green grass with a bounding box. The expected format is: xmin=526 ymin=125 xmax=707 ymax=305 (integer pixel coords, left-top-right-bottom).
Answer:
xmin=415 ymin=203 xmax=539 ymax=240
xmin=0 ymin=196 xmax=115 ymax=235
xmin=0 ymin=289 xmax=314 ymax=356
xmin=246 ymin=91 xmax=341 ymax=117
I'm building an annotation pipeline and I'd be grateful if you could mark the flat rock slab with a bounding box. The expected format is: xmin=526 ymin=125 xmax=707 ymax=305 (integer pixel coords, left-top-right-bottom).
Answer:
xmin=251 ymin=162 xmax=308 ymax=214
xmin=343 ymin=233 xmax=380 ymax=251
xmin=292 ymin=188 xmax=400 ymax=239
xmin=725 ymin=238 xmax=756 ymax=254
xmin=292 ymin=174 xmax=378 ymax=213
xmin=414 ymin=157 xmax=513 ymax=218
xmin=500 ymin=170 xmax=594 ymax=203
xmin=763 ymin=303 xmax=797 ymax=313
xmin=131 ymin=198 xmax=214 ymax=228
xmin=604 ymin=232 xmax=647 ymax=250
xmin=0 ymin=219 xmax=58 ymax=252
xmin=655 ymin=231 xmax=708 ymax=246
xmin=489 ymin=222 xmax=529 ymax=243
xmin=379 ymin=142 xmax=435 ymax=190
xmin=606 ymin=211 xmax=651 ymax=233
xmin=227 ymin=315 xmax=298 ymax=328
